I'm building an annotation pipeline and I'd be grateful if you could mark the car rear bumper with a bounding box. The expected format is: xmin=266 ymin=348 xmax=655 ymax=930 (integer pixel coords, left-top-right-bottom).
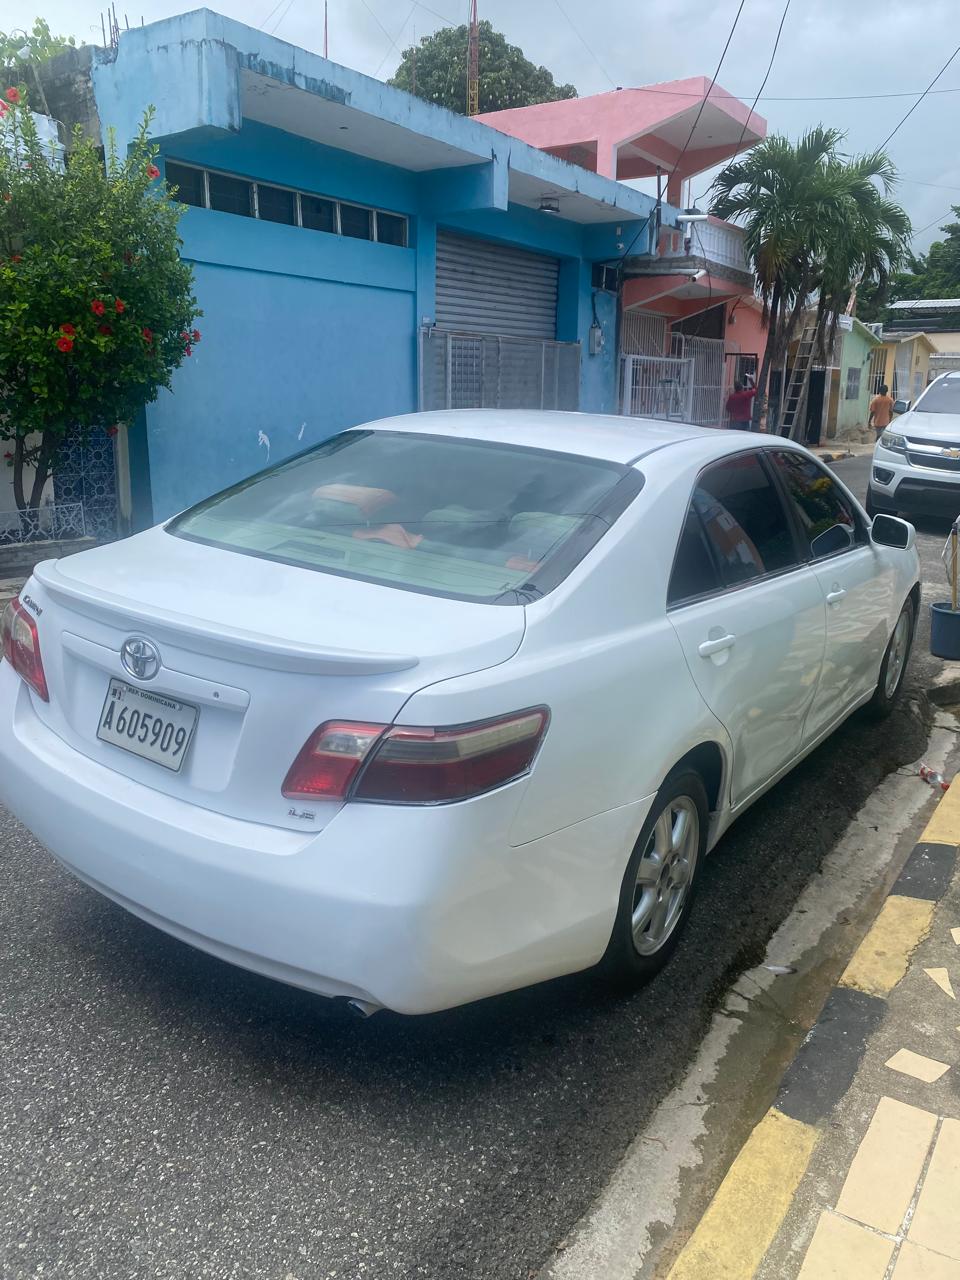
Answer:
xmin=870 ymin=448 xmax=960 ymax=516
xmin=0 ymin=664 xmax=647 ymax=1013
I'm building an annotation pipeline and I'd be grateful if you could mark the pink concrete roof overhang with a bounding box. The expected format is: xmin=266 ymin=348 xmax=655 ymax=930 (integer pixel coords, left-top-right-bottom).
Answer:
xmin=477 ymin=78 xmax=766 ymax=195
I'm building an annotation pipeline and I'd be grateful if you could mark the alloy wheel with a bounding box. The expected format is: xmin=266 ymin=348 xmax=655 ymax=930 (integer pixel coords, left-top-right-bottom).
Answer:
xmin=884 ymin=610 xmax=911 ymax=700
xmin=631 ymin=797 xmax=700 ymax=956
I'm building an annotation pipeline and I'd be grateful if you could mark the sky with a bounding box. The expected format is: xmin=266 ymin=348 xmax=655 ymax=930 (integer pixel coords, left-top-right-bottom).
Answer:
xmin=5 ymin=0 xmax=960 ymax=254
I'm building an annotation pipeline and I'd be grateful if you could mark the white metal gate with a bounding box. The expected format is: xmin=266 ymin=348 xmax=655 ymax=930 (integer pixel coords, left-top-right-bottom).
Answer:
xmin=672 ymin=333 xmax=726 ymax=427
xmin=420 ymin=328 xmax=580 ymax=411
xmin=621 ymin=310 xmax=668 ymax=357
xmin=620 ymin=354 xmax=694 ymax=421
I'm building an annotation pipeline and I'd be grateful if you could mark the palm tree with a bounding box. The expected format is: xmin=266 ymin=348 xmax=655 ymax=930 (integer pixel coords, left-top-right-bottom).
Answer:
xmin=710 ymin=129 xmax=910 ymax=435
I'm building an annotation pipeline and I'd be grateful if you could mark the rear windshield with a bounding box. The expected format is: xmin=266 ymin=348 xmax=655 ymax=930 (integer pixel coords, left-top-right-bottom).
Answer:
xmin=916 ymin=376 xmax=960 ymax=415
xmin=168 ymin=430 xmax=640 ymax=603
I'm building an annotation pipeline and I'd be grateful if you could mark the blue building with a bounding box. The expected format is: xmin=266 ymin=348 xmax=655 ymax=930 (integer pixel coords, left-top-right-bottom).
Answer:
xmin=74 ymin=10 xmax=668 ymax=524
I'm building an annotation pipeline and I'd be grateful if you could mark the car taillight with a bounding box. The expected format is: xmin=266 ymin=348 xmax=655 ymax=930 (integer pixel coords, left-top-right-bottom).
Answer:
xmin=282 ymin=721 xmax=387 ymax=800
xmin=355 ymin=708 xmax=549 ymax=805
xmin=1 ymin=597 xmax=49 ymax=701
xmin=282 ymin=709 xmax=549 ymax=805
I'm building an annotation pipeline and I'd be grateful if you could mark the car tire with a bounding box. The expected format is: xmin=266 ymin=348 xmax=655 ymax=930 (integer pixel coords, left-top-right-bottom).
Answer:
xmin=868 ymin=596 xmax=916 ymax=718
xmin=865 ymin=486 xmax=888 ymax=518
xmin=599 ymin=769 xmax=708 ymax=987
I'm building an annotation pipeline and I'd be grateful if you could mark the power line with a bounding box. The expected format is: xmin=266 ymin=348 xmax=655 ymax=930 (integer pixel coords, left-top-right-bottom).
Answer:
xmin=269 ymin=0 xmax=299 ymax=35
xmin=551 ymin=0 xmax=617 ymax=89
xmin=696 ymin=0 xmax=791 ymax=206
xmin=372 ymin=0 xmax=417 ymax=77
xmin=877 ymin=43 xmax=960 ymax=152
xmin=411 ymin=0 xmax=456 ymax=27
xmin=913 ymin=208 xmax=958 ymax=238
xmin=671 ymin=0 xmax=746 ymax=182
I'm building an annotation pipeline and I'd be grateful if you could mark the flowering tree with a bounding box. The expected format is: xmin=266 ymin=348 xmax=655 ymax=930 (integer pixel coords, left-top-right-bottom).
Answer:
xmin=0 ymin=87 xmax=200 ymax=513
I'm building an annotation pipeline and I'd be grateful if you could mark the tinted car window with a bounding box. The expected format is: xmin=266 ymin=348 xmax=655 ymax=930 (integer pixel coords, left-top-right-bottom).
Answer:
xmin=769 ymin=450 xmax=860 ymax=559
xmin=168 ymin=431 xmax=640 ymax=604
xmin=695 ymin=454 xmax=798 ymax=586
xmin=915 ymin=375 xmax=960 ymax=414
xmin=668 ymin=507 xmax=721 ymax=606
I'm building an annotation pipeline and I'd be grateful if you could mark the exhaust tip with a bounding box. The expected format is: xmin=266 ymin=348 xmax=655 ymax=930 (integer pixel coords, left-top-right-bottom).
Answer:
xmin=345 ymin=997 xmax=381 ymax=1019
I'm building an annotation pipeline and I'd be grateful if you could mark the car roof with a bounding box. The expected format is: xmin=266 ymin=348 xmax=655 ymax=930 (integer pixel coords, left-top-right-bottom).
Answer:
xmin=367 ymin=409 xmax=749 ymax=465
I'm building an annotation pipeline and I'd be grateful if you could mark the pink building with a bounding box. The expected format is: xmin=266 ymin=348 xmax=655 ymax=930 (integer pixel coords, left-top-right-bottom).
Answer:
xmin=478 ymin=81 xmax=768 ymax=426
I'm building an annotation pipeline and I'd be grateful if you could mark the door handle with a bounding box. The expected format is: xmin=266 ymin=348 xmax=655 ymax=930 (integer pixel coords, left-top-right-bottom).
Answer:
xmin=826 ymin=586 xmax=846 ymax=605
xmin=698 ymin=633 xmax=736 ymax=657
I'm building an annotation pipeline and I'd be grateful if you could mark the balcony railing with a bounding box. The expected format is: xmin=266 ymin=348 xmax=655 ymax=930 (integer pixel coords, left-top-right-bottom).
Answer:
xmin=660 ymin=217 xmax=749 ymax=274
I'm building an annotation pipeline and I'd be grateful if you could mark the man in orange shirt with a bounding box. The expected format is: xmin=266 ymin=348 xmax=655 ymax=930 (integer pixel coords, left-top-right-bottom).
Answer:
xmin=869 ymin=384 xmax=895 ymax=438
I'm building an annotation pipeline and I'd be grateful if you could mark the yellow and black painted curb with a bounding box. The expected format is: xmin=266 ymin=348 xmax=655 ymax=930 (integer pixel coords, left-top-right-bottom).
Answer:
xmin=664 ymin=786 xmax=960 ymax=1280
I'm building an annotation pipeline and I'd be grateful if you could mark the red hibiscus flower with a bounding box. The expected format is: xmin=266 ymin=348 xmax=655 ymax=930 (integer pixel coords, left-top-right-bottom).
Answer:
xmin=184 ymin=344 xmax=193 ymax=357
xmin=91 ymin=299 xmax=105 ymax=316
xmin=10 ymin=254 xmax=21 ymax=263
xmin=106 ymin=426 xmax=119 ymax=437
xmin=59 ymin=323 xmax=76 ymax=336
xmin=115 ymin=298 xmax=125 ymax=314
xmin=56 ymin=337 xmax=74 ymax=353
xmin=5 ymin=87 xmax=20 ymax=104
xmin=141 ymin=327 xmax=153 ymax=343
xmin=147 ymin=164 xmax=160 ymax=179
xmin=98 ymin=324 xmax=112 ymax=336
xmin=0 ymin=104 xmax=7 ymax=119
xmin=3 ymin=451 xmax=13 ymax=461
xmin=191 ymin=329 xmax=201 ymax=342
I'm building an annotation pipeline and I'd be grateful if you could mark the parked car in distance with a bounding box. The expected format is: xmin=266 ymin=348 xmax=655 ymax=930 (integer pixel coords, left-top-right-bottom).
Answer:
xmin=868 ymin=371 xmax=960 ymax=517
xmin=0 ymin=411 xmax=920 ymax=1015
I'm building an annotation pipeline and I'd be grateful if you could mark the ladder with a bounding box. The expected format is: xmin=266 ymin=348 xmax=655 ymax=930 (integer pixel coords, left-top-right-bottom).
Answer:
xmin=780 ymin=325 xmax=816 ymax=439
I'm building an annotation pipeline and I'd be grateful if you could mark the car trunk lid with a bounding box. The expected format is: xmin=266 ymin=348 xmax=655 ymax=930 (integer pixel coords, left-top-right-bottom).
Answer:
xmin=25 ymin=529 xmax=524 ymax=831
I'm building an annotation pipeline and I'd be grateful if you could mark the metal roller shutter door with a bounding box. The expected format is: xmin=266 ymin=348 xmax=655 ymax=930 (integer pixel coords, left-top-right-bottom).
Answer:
xmin=435 ymin=232 xmax=559 ymax=339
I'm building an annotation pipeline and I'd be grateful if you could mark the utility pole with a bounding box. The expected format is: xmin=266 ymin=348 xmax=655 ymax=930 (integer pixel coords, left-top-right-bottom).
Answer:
xmin=323 ymin=0 xmax=328 ymax=58
xmin=467 ymin=0 xmax=479 ymax=116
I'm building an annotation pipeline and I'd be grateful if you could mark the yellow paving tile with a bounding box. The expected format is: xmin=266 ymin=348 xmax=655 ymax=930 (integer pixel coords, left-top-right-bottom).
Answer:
xmin=910 ymin=1119 xmax=960 ymax=1261
xmin=924 ymin=969 xmax=957 ymax=1000
xmin=950 ymin=928 xmax=960 ymax=945
xmin=796 ymin=1210 xmax=893 ymax=1280
xmin=836 ymin=1097 xmax=938 ymax=1233
xmin=894 ymin=1241 xmax=960 ymax=1279
xmin=920 ymin=782 xmax=960 ymax=844
xmin=885 ymin=1050 xmax=952 ymax=1084
xmin=666 ymin=1109 xmax=818 ymax=1280
xmin=840 ymin=896 xmax=936 ymax=997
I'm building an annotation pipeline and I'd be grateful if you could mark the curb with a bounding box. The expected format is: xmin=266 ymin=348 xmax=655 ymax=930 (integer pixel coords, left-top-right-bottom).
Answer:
xmin=665 ymin=781 xmax=960 ymax=1280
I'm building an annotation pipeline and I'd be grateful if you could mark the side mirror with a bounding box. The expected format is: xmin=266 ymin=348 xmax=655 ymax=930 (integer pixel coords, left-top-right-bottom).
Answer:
xmin=810 ymin=523 xmax=854 ymax=558
xmin=871 ymin=512 xmax=915 ymax=550
xmin=893 ymin=398 xmax=911 ymax=415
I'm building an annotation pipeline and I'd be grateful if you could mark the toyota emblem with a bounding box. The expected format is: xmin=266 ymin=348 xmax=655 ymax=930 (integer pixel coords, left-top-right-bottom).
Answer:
xmin=120 ymin=636 xmax=161 ymax=681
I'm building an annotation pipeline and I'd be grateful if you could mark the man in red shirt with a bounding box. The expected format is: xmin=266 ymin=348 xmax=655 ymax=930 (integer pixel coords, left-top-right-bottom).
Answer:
xmin=725 ymin=377 xmax=757 ymax=430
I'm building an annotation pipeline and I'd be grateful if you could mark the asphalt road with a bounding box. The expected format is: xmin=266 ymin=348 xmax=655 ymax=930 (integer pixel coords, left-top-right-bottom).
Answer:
xmin=0 ymin=453 xmax=951 ymax=1280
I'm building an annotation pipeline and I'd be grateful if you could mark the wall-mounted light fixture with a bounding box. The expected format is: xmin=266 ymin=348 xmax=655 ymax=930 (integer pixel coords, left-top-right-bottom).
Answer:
xmin=538 ymin=194 xmax=560 ymax=215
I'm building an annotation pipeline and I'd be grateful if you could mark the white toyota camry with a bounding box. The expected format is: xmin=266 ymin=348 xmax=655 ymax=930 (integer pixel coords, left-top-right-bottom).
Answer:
xmin=0 ymin=412 xmax=920 ymax=1014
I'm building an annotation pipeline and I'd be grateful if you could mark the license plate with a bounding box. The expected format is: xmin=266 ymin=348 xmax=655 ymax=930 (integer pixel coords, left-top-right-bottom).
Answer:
xmin=96 ymin=678 xmax=199 ymax=772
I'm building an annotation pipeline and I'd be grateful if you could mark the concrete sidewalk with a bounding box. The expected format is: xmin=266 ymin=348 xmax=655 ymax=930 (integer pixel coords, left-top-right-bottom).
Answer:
xmin=665 ymin=779 xmax=960 ymax=1280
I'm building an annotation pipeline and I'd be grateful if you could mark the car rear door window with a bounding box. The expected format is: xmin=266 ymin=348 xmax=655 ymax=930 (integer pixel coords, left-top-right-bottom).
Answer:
xmin=694 ymin=453 xmax=800 ymax=587
xmin=769 ymin=450 xmax=862 ymax=560
xmin=668 ymin=507 xmax=721 ymax=606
